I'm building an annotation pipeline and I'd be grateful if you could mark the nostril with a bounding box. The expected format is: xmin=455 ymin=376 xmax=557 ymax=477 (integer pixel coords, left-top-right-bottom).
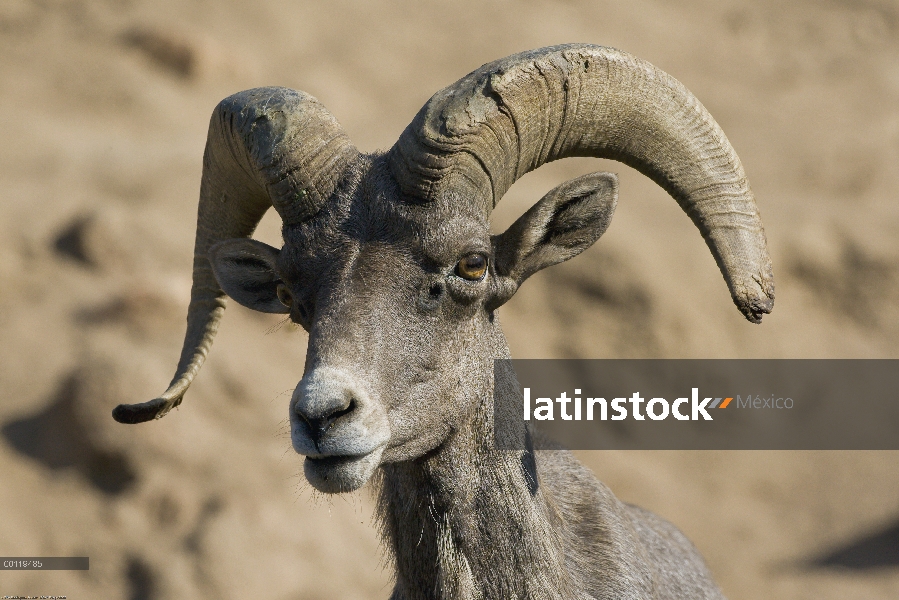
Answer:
xmin=330 ymin=399 xmax=355 ymax=423
xmin=298 ymin=399 xmax=357 ymax=444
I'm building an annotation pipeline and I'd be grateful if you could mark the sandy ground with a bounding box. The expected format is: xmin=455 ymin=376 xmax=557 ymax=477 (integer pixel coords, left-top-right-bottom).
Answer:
xmin=1 ymin=0 xmax=898 ymax=598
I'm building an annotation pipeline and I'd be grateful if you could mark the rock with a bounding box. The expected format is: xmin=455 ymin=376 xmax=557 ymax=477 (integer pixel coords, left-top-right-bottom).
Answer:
xmin=1 ymin=358 xmax=140 ymax=495
xmin=53 ymin=209 xmax=138 ymax=271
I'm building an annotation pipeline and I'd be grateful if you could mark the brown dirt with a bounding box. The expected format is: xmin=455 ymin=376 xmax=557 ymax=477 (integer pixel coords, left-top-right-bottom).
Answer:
xmin=1 ymin=0 xmax=898 ymax=598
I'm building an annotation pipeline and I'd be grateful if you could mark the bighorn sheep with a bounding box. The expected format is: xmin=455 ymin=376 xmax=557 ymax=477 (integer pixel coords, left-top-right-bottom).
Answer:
xmin=114 ymin=45 xmax=774 ymax=599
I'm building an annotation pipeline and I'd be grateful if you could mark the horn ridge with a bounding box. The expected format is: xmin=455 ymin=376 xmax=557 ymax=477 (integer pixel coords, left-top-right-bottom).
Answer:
xmin=113 ymin=87 xmax=356 ymax=423
xmin=388 ymin=44 xmax=774 ymax=323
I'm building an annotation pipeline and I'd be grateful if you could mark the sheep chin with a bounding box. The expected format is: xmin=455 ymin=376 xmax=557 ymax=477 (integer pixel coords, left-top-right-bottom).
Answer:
xmin=303 ymin=446 xmax=384 ymax=494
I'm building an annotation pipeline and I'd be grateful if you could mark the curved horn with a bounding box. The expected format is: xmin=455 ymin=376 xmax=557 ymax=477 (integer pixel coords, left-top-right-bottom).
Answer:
xmin=389 ymin=44 xmax=774 ymax=322
xmin=113 ymin=87 xmax=357 ymax=424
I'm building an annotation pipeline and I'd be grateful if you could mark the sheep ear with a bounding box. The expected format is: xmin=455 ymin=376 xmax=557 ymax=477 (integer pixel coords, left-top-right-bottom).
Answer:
xmin=209 ymin=238 xmax=289 ymax=314
xmin=489 ymin=172 xmax=617 ymax=308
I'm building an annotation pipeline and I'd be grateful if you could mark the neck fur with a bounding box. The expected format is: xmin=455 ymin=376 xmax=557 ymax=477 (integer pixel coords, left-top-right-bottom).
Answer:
xmin=375 ymin=355 xmax=582 ymax=600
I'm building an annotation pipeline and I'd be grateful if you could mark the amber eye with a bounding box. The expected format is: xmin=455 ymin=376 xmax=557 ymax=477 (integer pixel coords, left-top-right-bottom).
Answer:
xmin=276 ymin=283 xmax=293 ymax=308
xmin=456 ymin=254 xmax=488 ymax=280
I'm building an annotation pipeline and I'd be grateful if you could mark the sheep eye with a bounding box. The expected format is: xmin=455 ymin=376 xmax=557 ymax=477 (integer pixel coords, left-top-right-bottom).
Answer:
xmin=456 ymin=254 xmax=487 ymax=280
xmin=276 ymin=283 xmax=293 ymax=308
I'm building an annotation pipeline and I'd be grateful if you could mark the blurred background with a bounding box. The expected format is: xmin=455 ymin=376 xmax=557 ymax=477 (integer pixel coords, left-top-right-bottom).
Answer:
xmin=1 ymin=0 xmax=898 ymax=598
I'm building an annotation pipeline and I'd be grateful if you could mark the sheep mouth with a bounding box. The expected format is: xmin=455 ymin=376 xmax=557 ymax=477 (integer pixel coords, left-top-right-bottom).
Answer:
xmin=306 ymin=453 xmax=365 ymax=467
xmin=303 ymin=446 xmax=384 ymax=493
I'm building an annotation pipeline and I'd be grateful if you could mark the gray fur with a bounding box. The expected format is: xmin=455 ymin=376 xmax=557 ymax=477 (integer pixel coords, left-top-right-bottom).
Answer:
xmin=114 ymin=45 xmax=776 ymax=599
